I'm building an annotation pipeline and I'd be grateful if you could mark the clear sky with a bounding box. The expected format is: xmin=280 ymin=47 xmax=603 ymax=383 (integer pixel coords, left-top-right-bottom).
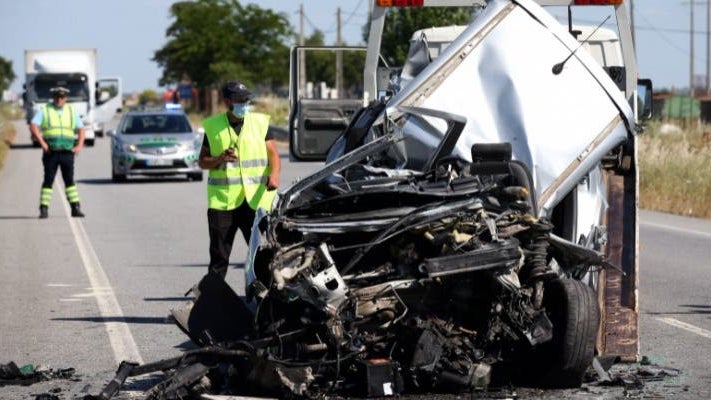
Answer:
xmin=0 ymin=1 xmax=701 ymax=94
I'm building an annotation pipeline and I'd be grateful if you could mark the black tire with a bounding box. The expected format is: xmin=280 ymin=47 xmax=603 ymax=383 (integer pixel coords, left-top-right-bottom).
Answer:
xmin=532 ymin=279 xmax=600 ymax=388
xmin=112 ymin=170 xmax=127 ymax=183
xmin=188 ymin=172 xmax=203 ymax=182
xmin=85 ymin=139 xmax=95 ymax=147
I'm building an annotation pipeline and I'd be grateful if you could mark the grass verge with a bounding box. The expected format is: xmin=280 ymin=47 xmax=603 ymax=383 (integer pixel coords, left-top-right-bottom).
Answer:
xmin=0 ymin=103 xmax=20 ymax=171
xmin=638 ymin=121 xmax=711 ymax=219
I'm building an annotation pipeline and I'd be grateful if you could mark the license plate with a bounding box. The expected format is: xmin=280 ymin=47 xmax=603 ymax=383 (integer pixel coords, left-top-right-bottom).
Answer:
xmin=147 ymin=159 xmax=173 ymax=166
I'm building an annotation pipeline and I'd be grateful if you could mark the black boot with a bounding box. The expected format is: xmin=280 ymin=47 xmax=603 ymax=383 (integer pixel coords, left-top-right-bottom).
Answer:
xmin=70 ymin=202 xmax=85 ymax=218
xmin=39 ymin=205 xmax=48 ymax=219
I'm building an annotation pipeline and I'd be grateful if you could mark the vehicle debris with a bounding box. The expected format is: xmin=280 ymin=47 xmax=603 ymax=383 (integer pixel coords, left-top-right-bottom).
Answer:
xmin=0 ymin=361 xmax=77 ymax=387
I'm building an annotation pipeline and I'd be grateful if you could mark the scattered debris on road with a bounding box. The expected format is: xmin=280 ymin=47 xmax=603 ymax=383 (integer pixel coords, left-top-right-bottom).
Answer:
xmin=0 ymin=361 xmax=77 ymax=387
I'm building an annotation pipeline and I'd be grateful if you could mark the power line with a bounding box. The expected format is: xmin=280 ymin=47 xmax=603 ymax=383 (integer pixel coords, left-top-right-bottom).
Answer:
xmin=342 ymin=0 xmax=366 ymax=26
xmin=555 ymin=15 xmax=710 ymax=35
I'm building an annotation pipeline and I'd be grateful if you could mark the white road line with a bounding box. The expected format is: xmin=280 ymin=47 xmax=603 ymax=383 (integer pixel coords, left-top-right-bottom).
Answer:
xmin=60 ymin=194 xmax=144 ymax=365
xmin=657 ymin=317 xmax=711 ymax=340
xmin=641 ymin=221 xmax=711 ymax=239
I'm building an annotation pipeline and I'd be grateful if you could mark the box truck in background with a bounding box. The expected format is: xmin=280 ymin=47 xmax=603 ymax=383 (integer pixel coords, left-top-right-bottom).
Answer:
xmin=23 ymin=48 xmax=123 ymax=146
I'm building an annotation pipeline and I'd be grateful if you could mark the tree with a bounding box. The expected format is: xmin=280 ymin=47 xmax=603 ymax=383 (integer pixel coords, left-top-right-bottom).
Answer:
xmin=153 ymin=0 xmax=293 ymax=91
xmin=365 ymin=8 xmax=473 ymax=67
xmin=138 ymin=89 xmax=161 ymax=106
xmin=299 ymin=31 xmax=365 ymax=98
xmin=0 ymin=55 xmax=16 ymax=95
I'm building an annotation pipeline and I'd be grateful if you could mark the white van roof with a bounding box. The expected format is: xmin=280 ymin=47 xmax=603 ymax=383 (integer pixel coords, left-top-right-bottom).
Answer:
xmin=409 ymin=26 xmax=468 ymax=60
xmin=571 ymin=25 xmax=619 ymax=43
xmin=572 ymin=25 xmax=623 ymax=67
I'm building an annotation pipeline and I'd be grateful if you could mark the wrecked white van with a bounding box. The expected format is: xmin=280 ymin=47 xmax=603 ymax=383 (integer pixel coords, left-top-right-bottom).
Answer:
xmin=95 ymin=1 xmax=652 ymax=399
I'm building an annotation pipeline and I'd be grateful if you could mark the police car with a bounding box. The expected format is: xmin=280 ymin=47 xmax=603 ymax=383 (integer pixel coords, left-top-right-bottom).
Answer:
xmin=107 ymin=104 xmax=203 ymax=182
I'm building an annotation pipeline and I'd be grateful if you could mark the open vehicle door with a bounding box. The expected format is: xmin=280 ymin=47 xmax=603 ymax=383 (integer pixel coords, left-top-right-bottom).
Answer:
xmin=94 ymin=77 xmax=123 ymax=136
xmin=288 ymin=46 xmax=367 ymax=160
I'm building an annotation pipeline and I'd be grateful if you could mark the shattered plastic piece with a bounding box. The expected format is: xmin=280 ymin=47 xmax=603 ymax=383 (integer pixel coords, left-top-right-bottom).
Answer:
xmin=19 ymin=364 xmax=35 ymax=376
xmin=0 ymin=361 xmax=76 ymax=387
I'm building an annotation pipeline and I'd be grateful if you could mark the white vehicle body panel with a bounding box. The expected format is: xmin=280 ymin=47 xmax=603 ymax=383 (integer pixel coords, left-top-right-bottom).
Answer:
xmin=385 ymin=0 xmax=633 ymax=215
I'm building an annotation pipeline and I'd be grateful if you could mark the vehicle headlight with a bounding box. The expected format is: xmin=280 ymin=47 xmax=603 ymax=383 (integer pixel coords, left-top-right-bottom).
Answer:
xmin=121 ymin=143 xmax=138 ymax=152
xmin=178 ymin=142 xmax=194 ymax=151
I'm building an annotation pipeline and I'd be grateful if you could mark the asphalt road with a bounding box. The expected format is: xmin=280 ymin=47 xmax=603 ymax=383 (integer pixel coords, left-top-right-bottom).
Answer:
xmin=0 ymin=120 xmax=710 ymax=399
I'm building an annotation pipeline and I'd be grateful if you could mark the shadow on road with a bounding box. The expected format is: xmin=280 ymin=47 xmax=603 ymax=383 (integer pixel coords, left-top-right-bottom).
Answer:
xmin=9 ymin=143 xmax=37 ymax=150
xmin=646 ymin=304 xmax=711 ymax=316
xmin=0 ymin=215 xmax=39 ymax=220
xmin=78 ymin=176 xmax=197 ymax=185
xmin=52 ymin=316 xmax=171 ymax=325
xmin=143 ymin=297 xmax=196 ymax=302
xmin=132 ymin=263 xmax=212 ymax=269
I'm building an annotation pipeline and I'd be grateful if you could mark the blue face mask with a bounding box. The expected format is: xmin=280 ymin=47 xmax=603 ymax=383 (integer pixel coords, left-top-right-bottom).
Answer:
xmin=231 ymin=102 xmax=249 ymax=118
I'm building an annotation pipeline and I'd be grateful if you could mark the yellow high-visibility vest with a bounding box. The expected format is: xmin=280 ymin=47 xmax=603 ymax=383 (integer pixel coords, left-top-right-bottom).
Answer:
xmin=41 ymin=104 xmax=76 ymax=150
xmin=202 ymin=112 xmax=275 ymax=211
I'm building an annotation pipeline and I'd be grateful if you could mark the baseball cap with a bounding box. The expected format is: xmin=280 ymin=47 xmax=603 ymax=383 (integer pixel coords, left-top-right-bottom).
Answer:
xmin=221 ymin=81 xmax=252 ymax=101
xmin=50 ymin=86 xmax=70 ymax=96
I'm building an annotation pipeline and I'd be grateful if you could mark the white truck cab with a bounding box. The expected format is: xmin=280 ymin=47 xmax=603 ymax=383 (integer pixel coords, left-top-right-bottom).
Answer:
xmin=23 ymin=49 xmax=123 ymax=147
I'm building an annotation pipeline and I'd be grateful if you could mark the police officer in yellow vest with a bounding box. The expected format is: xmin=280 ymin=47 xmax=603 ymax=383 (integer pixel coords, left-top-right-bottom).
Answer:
xmin=29 ymin=86 xmax=85 ymax=219
xmin=199 ymin=81 xmax=281 ymax=278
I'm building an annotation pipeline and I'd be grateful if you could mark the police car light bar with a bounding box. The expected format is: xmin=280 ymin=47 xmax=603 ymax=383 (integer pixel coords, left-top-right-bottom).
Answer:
xmin=165 ymin=103 xmax=183 ymax=111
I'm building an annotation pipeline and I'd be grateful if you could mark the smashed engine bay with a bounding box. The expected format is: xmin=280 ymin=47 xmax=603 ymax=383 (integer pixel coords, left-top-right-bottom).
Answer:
xmin=94 ymin=135 xmax=610 ymax=400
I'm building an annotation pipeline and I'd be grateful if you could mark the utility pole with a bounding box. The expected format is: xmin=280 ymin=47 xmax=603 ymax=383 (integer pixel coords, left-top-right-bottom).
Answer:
xmin=691 ymin=0 xmax=695 ymax=97
xmin=336 ymin=7 xmax=343 ymax=99
xmin=707 ymin=0 xmax=710 ymax=93
xmin=630 ymin=0 xmax=636 ymax=52
xmin=299 ymin=3 xmax=306 ymax=97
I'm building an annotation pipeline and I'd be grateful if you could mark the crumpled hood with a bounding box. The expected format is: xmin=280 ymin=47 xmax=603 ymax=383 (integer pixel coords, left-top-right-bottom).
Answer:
xmin=386 ymin=0 xmax=634 ymax=215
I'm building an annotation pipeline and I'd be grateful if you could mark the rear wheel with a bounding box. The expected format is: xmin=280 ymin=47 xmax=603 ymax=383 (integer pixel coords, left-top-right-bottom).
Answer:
xmin=529 ymin=279 xmax=600 ymax=388
xmin=188 ymin=172 xmax=203 ymax=182
xmin=85 ymin=139 xmax=95 ymax=147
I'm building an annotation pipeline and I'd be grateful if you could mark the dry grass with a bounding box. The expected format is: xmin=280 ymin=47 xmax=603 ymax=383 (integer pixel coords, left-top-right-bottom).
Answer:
xmin=638 ymin=121 xmax=711 ymax=219
xmin=252 ymin=95 xmax=289 ymax=127
xmin=0 ymin=104 xmax=19 ymax=171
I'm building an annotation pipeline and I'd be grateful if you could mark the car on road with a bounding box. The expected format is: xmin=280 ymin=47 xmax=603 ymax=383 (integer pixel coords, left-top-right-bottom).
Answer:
xmin=108 ymin=105 xmax=203 ymax=182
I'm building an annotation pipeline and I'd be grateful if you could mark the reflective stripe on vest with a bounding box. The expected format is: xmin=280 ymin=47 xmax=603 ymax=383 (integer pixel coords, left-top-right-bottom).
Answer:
xmin=42 ymin=104 xmax=76 ymax=150
xmin=217 ymin=158 xmax=268 ymax=170
xmin=207 ymin=175 xmax=269 ymax=186
xmin=202 ymin=112 xmax=275 ymax=211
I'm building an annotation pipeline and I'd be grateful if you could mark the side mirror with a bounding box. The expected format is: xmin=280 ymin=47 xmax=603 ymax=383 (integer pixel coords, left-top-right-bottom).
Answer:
xmin=106 ymin=129 xmax=116 ymax=138
xmin=637 ymin=78 xmax=653 ymax=121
